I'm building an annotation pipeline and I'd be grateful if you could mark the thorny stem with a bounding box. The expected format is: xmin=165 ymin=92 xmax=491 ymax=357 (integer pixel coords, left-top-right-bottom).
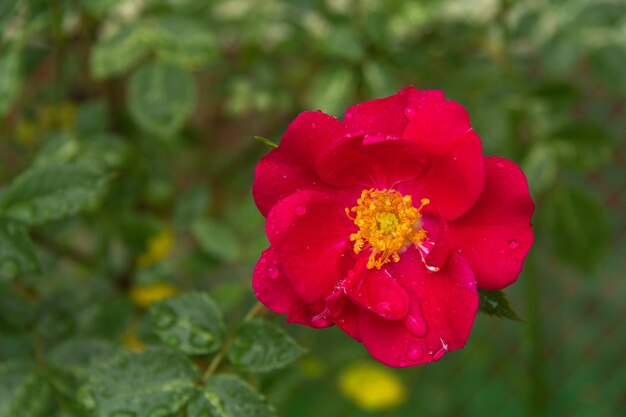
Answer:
xmin=201 ymin=301 xmax=266 ymax=382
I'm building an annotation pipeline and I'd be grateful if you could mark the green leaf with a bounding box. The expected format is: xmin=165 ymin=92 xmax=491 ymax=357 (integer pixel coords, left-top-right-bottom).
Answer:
xmin=48 ymin=338 xmax=120 ymax=401
xmin=150 ymin=17 xmax=217 ymax=68
xmin=90 ymin=25 xmax=149 ymax=79
xmin=128 ymin=62 xmax=196 ymax=138
xmin=0 ymin=218 xmax=39 ymax=282
xmin=254 ymin=136 xmax=278 ymax=149
xmin=478 ymin=289 xmax=522 ymax=321
xmin=0 ymin=361 xmax=54 ymax=417
xmin=0 ymin=283 xmax=35 ymax=333
xmin=0 ymin=48 xmax=21 ymax=118
xmin=522 ymin=143 xmax=558 ymax=196
xmin=550 ymin=122 xmax=613 ymax=170
xmin=188 ymin=374 xmax=276 ymax=417
xmin=81 ymin=349 xmax=199 ymax=417
xmin=0 ymin=165 xmax=110 ymax=225
xmin=542 ymin=187 xmax=609 ymax=272
xmin=191 ymin=218 xmax=240 ymax=262
xmin=174 ymin=185 xmax=211 ymax=229
xmin=590 ymin=45 xmax=626 ymax=97
xmin=81 ymin=0 xmax=125 ymax=17
xmin=149 ymin=292 xmax=225 ymax=355
xmin=227 ymin=318 xmax=306 ymax=373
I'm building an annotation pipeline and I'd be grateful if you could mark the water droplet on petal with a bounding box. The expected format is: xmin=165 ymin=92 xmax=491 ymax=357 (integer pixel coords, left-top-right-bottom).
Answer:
xmin=294 ymin=205 xmax=306 ymax=216
xmin=310 ymin=123 xmax=316 ymax=128
xmin=152 ymin=306 xmax=176 ymax=329
xmin=496 ymin=161 xmax=505 ymax=168
xmin=259 ymin=257 xmax=267 ymax=264
xmin=403 ymin=313 xmax=427 ymax=337
xmin=406 ymin=344 xmax=423 ymax=361
xmin=508 ymin=240 xmax=519 ymax=249
xmin=403 ymin=106 xmax=416 ymax=119
xmin=267 ymin=266 xmax=280 ymax=280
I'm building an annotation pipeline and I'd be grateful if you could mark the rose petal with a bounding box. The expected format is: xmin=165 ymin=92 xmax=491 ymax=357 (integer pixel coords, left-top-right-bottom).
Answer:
xmin=448 ymin=157 xmax=535 ymax=290
xmin=403 ymin=99 xmax=472 ymax=156
xmin=316 ymin=136 xmax=428 ymax=188
xmin=357 ymin=250 xmax=478 ymax=367
xmin=346 ymin=267 xmax=410 ymax=320
xmin=398 ymin=131 xmax=485 ymax=220
xmin=252 ymin=247 xmax=320 ymax=326
xmin=343 ymin=87 xmax=445 ymax=137
xmin=253 ymin=111 xmax=345 ymax=216
xmin=266 ymin=190 xmax=355 ymax=303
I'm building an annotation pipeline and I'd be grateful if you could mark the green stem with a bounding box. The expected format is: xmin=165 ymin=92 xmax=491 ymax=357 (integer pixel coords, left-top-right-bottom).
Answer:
xmin=201 ymin=301 xmax=265 ymax=381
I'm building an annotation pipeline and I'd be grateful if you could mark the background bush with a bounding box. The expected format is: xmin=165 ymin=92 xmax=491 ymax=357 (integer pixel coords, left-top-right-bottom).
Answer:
xmin=0 ymin=0 xmax=624 ymax=416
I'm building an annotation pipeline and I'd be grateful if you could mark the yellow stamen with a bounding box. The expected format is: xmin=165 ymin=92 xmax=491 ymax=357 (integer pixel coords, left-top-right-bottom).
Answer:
xmin=346 ymin=189 xmax=429 ymax=269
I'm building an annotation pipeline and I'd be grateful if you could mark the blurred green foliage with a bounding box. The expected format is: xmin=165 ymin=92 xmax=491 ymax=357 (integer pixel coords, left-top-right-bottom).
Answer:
xmin=0 ymin=0 xmax=625 ymax=416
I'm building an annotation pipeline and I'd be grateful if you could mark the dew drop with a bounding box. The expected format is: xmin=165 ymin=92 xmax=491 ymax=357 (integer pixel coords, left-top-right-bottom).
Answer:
xmin=152 ymin=306 xmax=177 ymax=329
xmin=259 ymin=257 xmax=267 ymax=264
xmin=294 ymin=205 xmax=307 ymax=216
xmin=403 ymin=313 xmax=427 ymax=337
xmin=310 ymin=123 xmax=317 ymax=128
xmin=403 ymin=106 xmax=416 ymax=119
xmin=508 ymin=240 xmax=519 ymax=249
xmin=189 ymin=326 xmax=215 ymax=348
xmin=267 ymin=265 xmax=280 ymax=280
xmin=165 ymin=335 xmax=180 ymax=347
xmin=375 ymin=302 xmax=392 ymax=316
xmin=496 ymin=161 xmax=505 ymax=168
xmin=406 ymin=344 xmax=423 ymax=361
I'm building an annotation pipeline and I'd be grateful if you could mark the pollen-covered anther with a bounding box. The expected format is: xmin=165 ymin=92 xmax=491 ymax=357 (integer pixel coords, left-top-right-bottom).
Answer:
xmin=346 ymin=189 xmax=430 ymax=269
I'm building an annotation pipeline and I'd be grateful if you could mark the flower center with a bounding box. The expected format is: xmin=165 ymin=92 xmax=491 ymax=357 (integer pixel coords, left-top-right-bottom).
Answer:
xmin=346 ymin=188 xmax=430 ymax=269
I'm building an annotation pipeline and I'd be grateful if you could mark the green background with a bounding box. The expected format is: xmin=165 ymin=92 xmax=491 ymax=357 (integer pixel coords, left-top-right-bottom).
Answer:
xmin=0 ymin=0 xmax=624 ymax=416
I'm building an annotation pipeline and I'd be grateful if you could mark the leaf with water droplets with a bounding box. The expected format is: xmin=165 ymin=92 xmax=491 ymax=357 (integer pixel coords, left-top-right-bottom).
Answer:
xmin=227 ymin=318 xmax=306 ymax=373
xmin=188 ymin=374 xmax=276 ymax=417
xmin=0 ymin=360 xmax=54 ymax=417
xmin=478 ymin=289 xmax=522 ymax=321
xmin=0 ymin=218 xmax=39 ymax=282
xmin=0 ymin=165 xmax=111 ymax=225
xmin=149 ymin=292 xmax=225 ymax=355
xmin=83 ymin=349 xmax=199 ymax=417
xmin=47 ymin=338 xmax=121 ymax=403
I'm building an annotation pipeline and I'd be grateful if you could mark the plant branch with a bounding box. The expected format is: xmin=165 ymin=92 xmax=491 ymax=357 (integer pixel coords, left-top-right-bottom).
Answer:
xmin=201 ymin=301 xmax=266 ymax=382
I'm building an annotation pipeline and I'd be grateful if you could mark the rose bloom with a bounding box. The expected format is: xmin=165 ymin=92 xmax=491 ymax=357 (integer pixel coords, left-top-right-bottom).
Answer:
xmin=252 ymin=87 xmax=534 ymax=367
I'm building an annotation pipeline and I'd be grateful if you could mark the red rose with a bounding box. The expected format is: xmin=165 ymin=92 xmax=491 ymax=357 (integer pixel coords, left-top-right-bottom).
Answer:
xmin=252 ymin=87 xmax=534 ymax=367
